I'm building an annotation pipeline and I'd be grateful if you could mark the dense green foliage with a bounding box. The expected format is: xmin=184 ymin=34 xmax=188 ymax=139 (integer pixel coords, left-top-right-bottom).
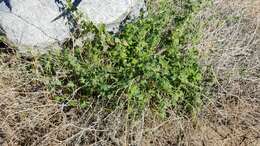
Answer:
xmin=41 ymin=0 xmax=205 ymax=117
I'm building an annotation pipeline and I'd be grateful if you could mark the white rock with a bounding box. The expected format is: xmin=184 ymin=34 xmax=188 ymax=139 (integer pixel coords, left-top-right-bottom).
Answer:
xmin=0 ymin=0 xmax=145 ymax=53
xmin=79 ymin=0 xmax=145 ymax=31
xmin=0 ymin=0 xmax=70 ymax=53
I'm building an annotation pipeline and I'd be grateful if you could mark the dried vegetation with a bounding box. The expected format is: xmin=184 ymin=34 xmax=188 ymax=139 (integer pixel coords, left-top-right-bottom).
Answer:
xmin=0 ymin=0 xmax=259 ymax=145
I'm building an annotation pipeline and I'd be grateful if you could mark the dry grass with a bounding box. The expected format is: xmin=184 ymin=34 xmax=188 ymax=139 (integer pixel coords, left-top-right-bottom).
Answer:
xmin=0 ymin=0 xmax=259 ymax=145
xmin=143 ymin=0 xmax=260 ymax=145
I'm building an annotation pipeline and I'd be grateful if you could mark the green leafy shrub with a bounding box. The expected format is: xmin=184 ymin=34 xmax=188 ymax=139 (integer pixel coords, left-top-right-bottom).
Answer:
xmin=41 ymin=0 xmax=205 ymax=117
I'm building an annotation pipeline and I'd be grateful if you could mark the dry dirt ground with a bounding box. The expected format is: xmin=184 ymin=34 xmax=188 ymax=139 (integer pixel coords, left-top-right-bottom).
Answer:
xmin=0 ymin=0 xmax=259 ymax=145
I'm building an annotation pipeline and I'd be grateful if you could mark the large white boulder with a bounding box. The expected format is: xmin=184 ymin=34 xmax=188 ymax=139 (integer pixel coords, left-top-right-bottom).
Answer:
xmin=0 ymin=0 xmax=145 ymax=53
xmin=0 ymin=0 xmax=69 ymax=53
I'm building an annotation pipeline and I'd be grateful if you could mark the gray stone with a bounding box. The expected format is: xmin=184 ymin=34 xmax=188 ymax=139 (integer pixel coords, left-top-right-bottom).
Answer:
xmin=79 ymin=0 xmax=145 ymax=31
xmin=0 ymin=0 xmax=145 ymax=53
xmin=0 ymin=0 xmax=70 ymax=53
